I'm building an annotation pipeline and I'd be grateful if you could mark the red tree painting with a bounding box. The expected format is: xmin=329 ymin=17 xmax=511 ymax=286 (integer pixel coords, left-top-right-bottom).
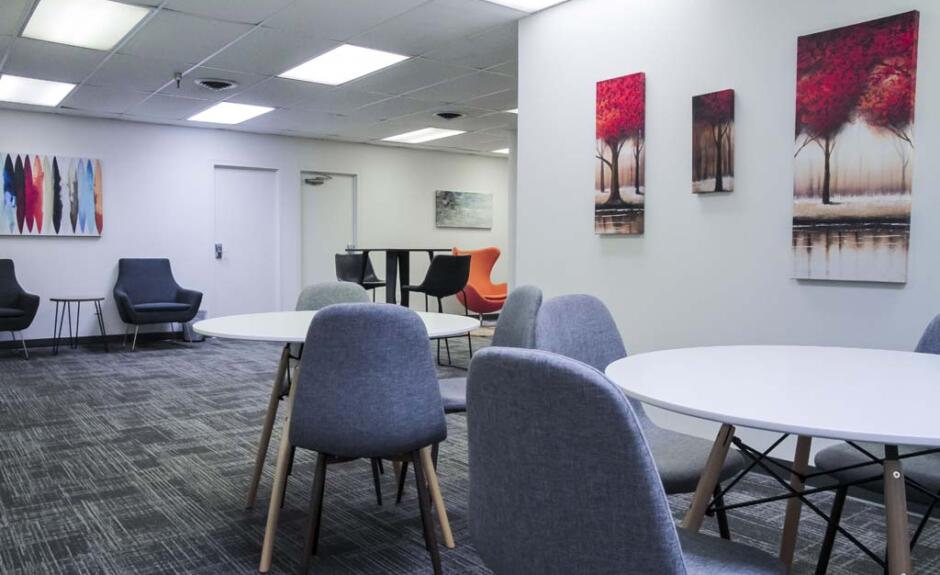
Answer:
xmin=793 ymin=11 xmax=919 ymax=283
xmin=595 ymin=72 xmax=645 ymax=235
xmin=692 ymin=89 xmax=734 ymax=193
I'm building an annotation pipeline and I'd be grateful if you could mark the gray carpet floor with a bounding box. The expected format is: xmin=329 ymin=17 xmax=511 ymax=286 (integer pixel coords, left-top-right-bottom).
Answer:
xmin=1 ymin=334 xmax=939 ymax=574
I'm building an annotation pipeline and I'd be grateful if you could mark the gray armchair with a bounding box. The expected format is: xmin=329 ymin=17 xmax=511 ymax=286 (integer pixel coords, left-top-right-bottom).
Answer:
xmin=0 ymin=259 xmax=40 ymax=359
xmin=113 ymin=258 xmax=202 ymax=350
xmin=467 ymin=347 xmax=784 ymax=574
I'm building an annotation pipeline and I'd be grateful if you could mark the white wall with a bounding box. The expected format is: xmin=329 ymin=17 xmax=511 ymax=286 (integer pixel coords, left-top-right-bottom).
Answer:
xmin=516 ymin=0 xmax=940 ymax=455
xmin=0 ymin=109 xmax=509 ymax=339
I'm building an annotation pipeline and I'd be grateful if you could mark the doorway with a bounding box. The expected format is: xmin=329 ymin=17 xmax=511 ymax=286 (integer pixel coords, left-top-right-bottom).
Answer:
xmin=300 ymin=171 xmax=357 ymax=287
xmin=213 ymin=165 xmax=279 ymax=317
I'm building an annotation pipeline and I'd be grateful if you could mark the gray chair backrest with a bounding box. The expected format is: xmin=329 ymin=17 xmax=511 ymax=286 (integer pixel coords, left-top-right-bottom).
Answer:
xmin=467 ymin=347 xmax=686 ymax=575
xmin=490 ymin=285 xmax=542 ymax=348
xmin=533 ymin=294 xmax=649 ymax=420
xmin=915 ymin=314 xmax=940 ymax=354
xmin=290 ymin=304 xmax=447 ymax=459
xmin=295 ymin=281 xmax=370 ymax=311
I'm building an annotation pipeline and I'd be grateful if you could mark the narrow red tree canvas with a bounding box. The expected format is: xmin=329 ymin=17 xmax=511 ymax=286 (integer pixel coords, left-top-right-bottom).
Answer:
xmin=792 ymin=11 xmax=919 ymax=283
xmin=595 ymin=72 xmax=645 ymax=235
xmin=692 ymin=89 xmax=734 ymax=193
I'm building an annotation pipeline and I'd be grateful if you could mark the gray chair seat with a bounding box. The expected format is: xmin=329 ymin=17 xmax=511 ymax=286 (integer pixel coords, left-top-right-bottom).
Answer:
xmin=645 ymin=425 xmax=747 ymax=494
xmin=815 ymin=442 xmax=940 ymax=505
xmin=439 ymin=377 xmax=467 ymax=413
xmin=679 ymin=530 xmax=786 ymax=574
xmin=133 ymin=302 xmax=192 ymax=312
xmin=0 ymin=307 xmax=25 ymax=318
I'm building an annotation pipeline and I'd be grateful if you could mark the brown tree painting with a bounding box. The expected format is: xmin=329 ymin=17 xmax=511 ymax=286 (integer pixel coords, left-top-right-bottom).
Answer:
xmin=595 ymin=72 xmax=645 ymax=235
xmin=693 ymin=89 xmax=734 ymax=193
xmin=793 ymin=11 xmax=919 ymax=283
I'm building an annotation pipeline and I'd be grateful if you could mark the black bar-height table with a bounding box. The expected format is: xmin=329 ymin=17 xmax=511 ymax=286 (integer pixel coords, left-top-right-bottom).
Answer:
xmin=50 ymin=297 xmax=109 ymax=354
xmin=345 ymin=248 xmax=451 ymax=306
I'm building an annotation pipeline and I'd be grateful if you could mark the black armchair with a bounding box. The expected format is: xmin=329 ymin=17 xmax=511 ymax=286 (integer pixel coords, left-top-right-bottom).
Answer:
xmin=404 ymin=254 xmax=471 ymax=366
xmin=0 ymin=259 xmax=40 ymax=359
xmin=113 ymin=258 xmax=202 ymax=351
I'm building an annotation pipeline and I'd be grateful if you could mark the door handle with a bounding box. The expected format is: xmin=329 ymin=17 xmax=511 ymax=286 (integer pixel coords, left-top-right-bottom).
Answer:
xmin=215 ymin=243 xmax=223 ymax=259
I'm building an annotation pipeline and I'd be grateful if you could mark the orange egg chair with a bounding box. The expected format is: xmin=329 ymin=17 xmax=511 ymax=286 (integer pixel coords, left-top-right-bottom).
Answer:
xmin=453 ymin=247 xmax=508 ymax=316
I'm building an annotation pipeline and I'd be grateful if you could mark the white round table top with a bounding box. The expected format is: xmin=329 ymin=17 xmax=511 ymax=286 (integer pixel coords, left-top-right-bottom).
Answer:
xmin=193 ymin=309 xmax=480 ymax=343
xmin=605 ymin=345 xmax=940 ymax=447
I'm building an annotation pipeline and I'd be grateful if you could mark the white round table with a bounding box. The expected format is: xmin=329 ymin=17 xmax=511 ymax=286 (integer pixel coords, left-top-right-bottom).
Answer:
xmin=193 ymin=309 xmax=480 ymax=342
xmin=606 ymin=345 xmax=940 ymax=575
xmin=195 ymin=309 xmax=478 ymax=572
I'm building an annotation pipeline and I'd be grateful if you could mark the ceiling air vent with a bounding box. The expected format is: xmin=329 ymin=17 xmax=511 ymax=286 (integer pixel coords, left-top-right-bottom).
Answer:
xmin=435 ymin=111 xmax=464 ymax=120
xmin=194 ymin=78 xmax=238 ymax=92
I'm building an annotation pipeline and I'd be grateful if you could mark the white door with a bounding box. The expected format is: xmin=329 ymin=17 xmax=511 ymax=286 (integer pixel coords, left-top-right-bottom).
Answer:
xmin=301 ymin=173 xmax=356 ymax=287
xmin=213 ymin=166 xmax=278 ymax=317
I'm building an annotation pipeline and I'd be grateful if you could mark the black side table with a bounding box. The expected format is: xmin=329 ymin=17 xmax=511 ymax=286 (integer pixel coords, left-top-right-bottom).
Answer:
xmin=51 ymin=297 xmax=109 ymax=354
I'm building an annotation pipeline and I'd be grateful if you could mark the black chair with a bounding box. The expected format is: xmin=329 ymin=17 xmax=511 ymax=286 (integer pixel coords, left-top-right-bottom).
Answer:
xmin=113 ymin=258 xmax=202 ymax=351
xmin=404 ymin=254 xmax=471 ymax=366
xmin=335 ymin=253 xmax=386 ymax=301
xmin=0 ymin=260 xmax=39 ymax=359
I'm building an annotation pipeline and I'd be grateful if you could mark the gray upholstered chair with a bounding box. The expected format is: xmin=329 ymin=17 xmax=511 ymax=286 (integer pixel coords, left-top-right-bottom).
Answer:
xmin=0 ymin=259 xmax=39 ymax=359
xmin=467 ymin=347 xmax=785 ymax=575
xmin=534 ymin=294 xmax=745 ymax=536
xmin=290 ymin=303 xmax=447 ymax=575
xmin=813 ymin=314 xmax=940 ymax=572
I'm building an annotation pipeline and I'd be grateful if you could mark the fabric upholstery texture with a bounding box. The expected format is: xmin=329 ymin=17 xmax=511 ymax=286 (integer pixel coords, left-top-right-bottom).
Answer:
xmin=0 ymin=259 xmax=40 ymax=332
xmin=113 ymin=259 xmax=202 ymax=325
xmin=815 ymin=313 xmax=940 ymax=501
xmin=288 ymin=282 xmax=371 ymax=366
xmin=678 ymin=530 xmax=786 ymax=574
xmin=453 ymin=247 xmax=507 ymax=315
xmin=534 ymin=294 xmax=744 ymax=493
xmin=290 ymin=304 xmax=446 ymax=459
xmin=466 ymin=347 xmax=783 ymax=575
xmin=439 ymin=285 xmax=543 ymax=413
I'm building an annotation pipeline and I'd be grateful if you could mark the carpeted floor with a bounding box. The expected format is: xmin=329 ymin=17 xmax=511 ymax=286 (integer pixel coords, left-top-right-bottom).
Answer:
xmin=1 ymin=334 xmax=939 ymax=574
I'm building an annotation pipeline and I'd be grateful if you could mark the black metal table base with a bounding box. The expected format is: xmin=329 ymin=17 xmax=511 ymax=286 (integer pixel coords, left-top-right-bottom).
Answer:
xmin=706 ymin=434 xmax=940 ymax=572
xmin=52 ymin=299 xmax=109 ymax=354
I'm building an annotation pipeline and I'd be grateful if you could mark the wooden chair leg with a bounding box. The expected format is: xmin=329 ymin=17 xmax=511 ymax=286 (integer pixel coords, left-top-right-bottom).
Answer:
xmin=371 ymin=458 xmax=383 ymax=506
xmin=683 ymin=424 xmax=735 ymax=532
xmin=300 ymin=453 xmax=328 ymax=575
xmin=816 ymin=485 xmax=848 ymax=575
xmin=413 ymin=451 xmax=443 ymax=575
xmin=780 ymin=435 xmax=812 ymax=567
xmin=421 ymin=446 xmax=455 ymax=549
xmin=246 ymin=345 xmax=290 ymax=509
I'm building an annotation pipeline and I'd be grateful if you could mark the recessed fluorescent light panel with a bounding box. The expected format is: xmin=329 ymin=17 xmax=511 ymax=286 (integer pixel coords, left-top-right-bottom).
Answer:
xmin=492 ymin=148 xmax=510 ymax=154
xmin=505 ymin=108 xmax=518 ymax=114
xmin=483 ymin=0 xmax=567 ymax=12
xmin=382 ymin=128 xmax=465 ymax=144
xmin=280 ymin=44 xmax=409 ymax=86
xmin=188 ymin=102 xmax=274 ymax=124
xmin=0 ymin=75 xmax=75 ymax=107
xmin=23 ymin=0 xmax=151 ymax=51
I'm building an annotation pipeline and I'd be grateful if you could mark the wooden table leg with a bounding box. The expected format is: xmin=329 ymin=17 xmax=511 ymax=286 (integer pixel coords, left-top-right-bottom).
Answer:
xmin=258 ymin=365 xmax=298 ymax=573
xmin=779 ymin=435 xmax=812 ymax=568
xmin=421 ymin=447 xmax=455 ymax=549
xmin=884 ymin=445 xmax=912 ymax=575
xmin=246 ymin=345 xmax=290 ymax=509
xmin=683 ymin=424 xmax=735 ymax=532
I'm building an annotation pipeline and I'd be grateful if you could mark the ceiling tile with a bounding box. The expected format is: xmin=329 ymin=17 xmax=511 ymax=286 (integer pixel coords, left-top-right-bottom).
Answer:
xmin=60 ymin=85 xmax=149 ymax=114
xmin=240 ymin=108 xmax=353 ymax=135
xmin=226 ymin=77 xmax=316 ymax=108
xmin=3 ymin=38 xmax=105 ymax=84
xmin=345 ymin=57 xmax=474 ymax=96
xmin=158 ymin=66 xmax=267 ymax=101
xmin=0 ymin=35 xmax=14 ymax=56
xmin=206 ymin=26 xmax=338 ymax=76
xmin=423 ymin=111 xmax=514 ymax=131
xmin=127 ymin=94 xmax=212 ymax=120
xmin=349 ymin=0 xmax=522 ymax=56
xmin=437 ymin=130 xmax=507 ymax=148
xmin=264 ymin=0 xmax=427 ymax=41
xmin=348 ymin=97 xmax=431 ymax=122
xmin=120 ymin=11 xmax=253 ymax=64
xmin=289 ymin=86 xmax=389 ymax=114
xmin=0 ymin=0 xmax=31 ymax=36
xmin=405 ymin=71 xmax=514 ymax=103
xmin=87 ymin=53 xmax=192 ymax=92
xmin=461 ymin=89 xmax=517 ymax=111
xmin=163 ymin=0 xmax=297 ymax=25
xmin=423 ymin=22 xmax=516 ymax=69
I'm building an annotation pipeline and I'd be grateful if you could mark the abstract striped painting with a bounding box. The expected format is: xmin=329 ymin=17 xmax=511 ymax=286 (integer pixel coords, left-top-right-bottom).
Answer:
xmin=0 ymin=153 xmax=102 ymax=236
